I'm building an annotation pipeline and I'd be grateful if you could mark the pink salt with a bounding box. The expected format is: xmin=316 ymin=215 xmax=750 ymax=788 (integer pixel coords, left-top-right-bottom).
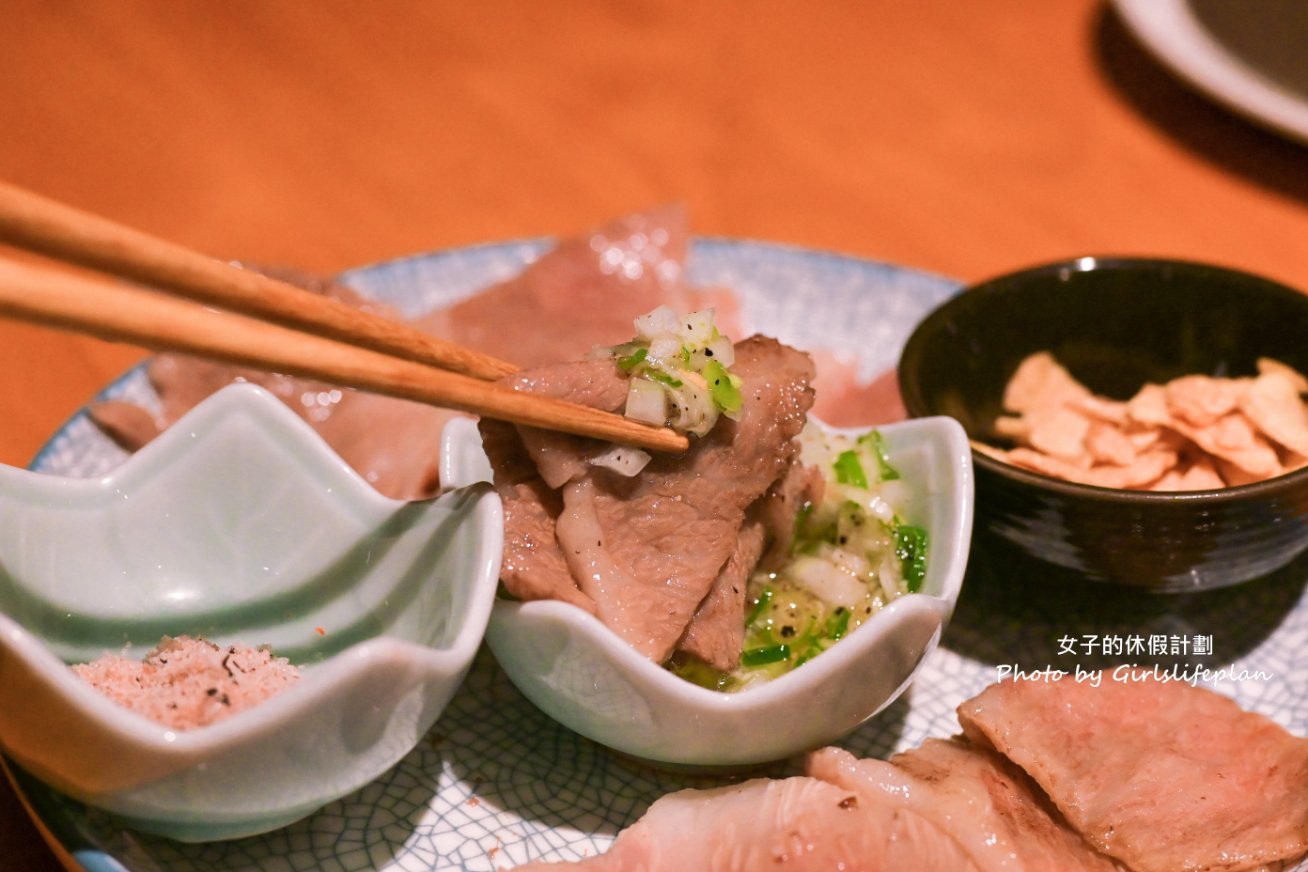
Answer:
xmin=71 ymin=635 xmax=300 ymax=729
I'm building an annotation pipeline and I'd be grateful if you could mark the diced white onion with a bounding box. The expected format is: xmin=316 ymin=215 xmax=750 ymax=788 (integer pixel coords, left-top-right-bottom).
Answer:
xmin=668 ymin=377 xmax=716 ymax=435
xmin=625 ymin=378 xmax=667 ymax=425
xmin=647 ymin=336 xmax=681 ymax=363
xmin=589 ymin=445 xmax=652 ymax=476
xmin=831 ymin=483 xmax=898 ymax=523
xmin=679 ymin=308 xmax=716 ymax=345
xmin=633 ymin=305 xmax=680 ymax=340
xmin=705 ymin=335 xmax=735 ymax=367
xmin=783 ymin=555 xmax=868 ymax=608
xmin=874 ymin=553 xmax=905 ymax=602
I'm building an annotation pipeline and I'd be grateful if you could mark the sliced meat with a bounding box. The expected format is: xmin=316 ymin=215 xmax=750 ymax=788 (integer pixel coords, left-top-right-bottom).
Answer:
xmin=809 ymin=743 xmax=1123 ymax=871
xmin=89 ymin=274 xmax=455 ymax=501
xmin=504 ymin=358 xmax=634 ymax=489
xmin=416 ymin=204 xmax=717 ymax=369
xmin=87 ymin=399 xmax=165 ymax=450
xmin=512 ymin=774 xmax=980 ymax=872
xmin=479 ymin=417 xmax=596 ymax=614
xmin=752 ymin=455 xmax=825 ymax=566
xmin=503 ymin=337 xmax=814 ymax=662
xmin=958 ymin=676 xmax=1308 ymax=872
xmin=477 ymin=357 xmax=633 ymax=612
xmin=675 ymin=515 xmax=766 ymax=672
xmin=808 ymin=358 xmax=908 ymax=427
xmin=675 ymin=457 xmax=823 ymax=671
xmin=89 ymin=207 xmax=717 ymax=500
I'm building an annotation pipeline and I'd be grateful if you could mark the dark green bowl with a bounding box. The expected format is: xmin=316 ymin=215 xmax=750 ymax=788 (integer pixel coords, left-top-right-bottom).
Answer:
xmin=898 ymin=256 xmax=1308 ymax=592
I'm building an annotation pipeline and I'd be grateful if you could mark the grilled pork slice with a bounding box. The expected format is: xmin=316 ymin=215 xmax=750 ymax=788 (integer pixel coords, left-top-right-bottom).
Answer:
xmin=512 ymin=775 xmax=981 ymax=872
xmin=675 ymin=513 xmax=766 ymax=671
xmin=958 ymin=676 xmax=1308 ymax=872
xmin=482 ymin=336 xmax=815 ymax=663
xmin=675 ymin=457 xmax=824 ymax=671
xmin=479 ymin=415 xmax=597 ymax=614
xmin=809 ymin=743 xmax=1124 ymax=871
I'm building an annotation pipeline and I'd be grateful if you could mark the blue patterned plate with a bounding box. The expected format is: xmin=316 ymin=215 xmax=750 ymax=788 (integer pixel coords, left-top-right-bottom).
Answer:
xmin=12 ymin=239 xmax=1308 ymax=871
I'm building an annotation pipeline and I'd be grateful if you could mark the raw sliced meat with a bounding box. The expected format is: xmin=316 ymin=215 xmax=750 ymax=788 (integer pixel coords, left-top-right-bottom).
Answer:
xmin=89 ymin=207 xmax=714 ymax=500
xmin=415 ymin=204 xmax=726 ymax=368
xmin=958 ymin=676 xmax=1308 ymax=872
xmin=512 ymin=774 xmax=980 ymax=872
xmin=809 ymin=743 xmax=1124 ymax=871
xmin=807 ymin=358 xmax=907 ymax=427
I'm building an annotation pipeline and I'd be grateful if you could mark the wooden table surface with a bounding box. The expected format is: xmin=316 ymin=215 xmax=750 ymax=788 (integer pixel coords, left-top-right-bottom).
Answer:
xmin=3 ymin=1 xmax=1307 ymax=868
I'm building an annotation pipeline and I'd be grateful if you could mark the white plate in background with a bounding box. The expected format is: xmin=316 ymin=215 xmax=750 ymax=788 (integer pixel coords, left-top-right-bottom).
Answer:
xmin=1113 ymin=0 xmax=1308 ymax=145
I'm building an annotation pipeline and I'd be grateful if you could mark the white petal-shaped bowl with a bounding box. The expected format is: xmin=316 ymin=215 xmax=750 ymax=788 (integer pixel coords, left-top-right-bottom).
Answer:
xmin=441 ymin=414 xmax=973 ymax=768
xmin=0 ymin=384 xmax=502 ymax=841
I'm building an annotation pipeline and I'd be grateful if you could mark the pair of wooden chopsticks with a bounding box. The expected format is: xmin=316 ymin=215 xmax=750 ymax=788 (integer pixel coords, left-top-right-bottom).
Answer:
xmin=0 ymin=181 xmax=689 ymax=453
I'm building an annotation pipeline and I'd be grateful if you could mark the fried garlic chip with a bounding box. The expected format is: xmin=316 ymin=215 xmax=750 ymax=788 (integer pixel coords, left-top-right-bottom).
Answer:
xmin=982 ymin=353 xmax=1308 ymax=491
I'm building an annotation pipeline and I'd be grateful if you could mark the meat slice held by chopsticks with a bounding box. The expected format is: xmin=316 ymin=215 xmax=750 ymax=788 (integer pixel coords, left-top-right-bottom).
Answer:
xmin=481 ymin=335 xmax=815 ymax=664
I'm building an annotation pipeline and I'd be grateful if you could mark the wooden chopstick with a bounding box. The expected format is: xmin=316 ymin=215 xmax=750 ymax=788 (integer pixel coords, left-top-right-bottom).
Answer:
xmin=0 ymin=179 xmax=517 ymax=380
xmin=0 ymin=256 xmax=690 ymax=453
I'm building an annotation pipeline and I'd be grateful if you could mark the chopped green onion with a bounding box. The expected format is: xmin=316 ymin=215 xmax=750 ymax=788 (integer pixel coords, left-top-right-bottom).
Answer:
xmin=613 ymin=307 xmax=742 ymax=438
xmin=859 ymin=430 xmax=900 ymax=481
xmin=617 ymin=347 xmax=648 ymax=371
xmin=741 ymin=643 xmax=790 ymax=667
xmin=646 ymin=370 xmax=684 ymax=389
xmin=745 ymin=585 xmax=775 ymax=624
xmin=704 ymin=359 xmax=742 ymax=413
xmin=894 ymin=523 xmax=929 ymax=592
xmin=666 ymin=421 xmax=929 ymax=693
xmin=833 ymin=449 xmax=868 ymax=488
xmin=825 ymin=607 xmax=851 ymax=640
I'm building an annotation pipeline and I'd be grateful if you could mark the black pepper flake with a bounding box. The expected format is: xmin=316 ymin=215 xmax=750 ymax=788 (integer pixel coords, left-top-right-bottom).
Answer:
xmin=780 ymin=626 xmax=796 ymax=638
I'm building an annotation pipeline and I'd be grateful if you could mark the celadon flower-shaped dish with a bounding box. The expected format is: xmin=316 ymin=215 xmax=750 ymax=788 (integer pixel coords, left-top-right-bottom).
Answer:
xmin=0 ymin=383 xmax=502 ymax=842
xmin=441 ymin=413 xmax=974 ymax=768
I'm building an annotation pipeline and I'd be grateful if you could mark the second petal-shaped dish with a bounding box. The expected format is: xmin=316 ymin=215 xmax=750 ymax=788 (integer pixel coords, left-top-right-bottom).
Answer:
xmin=442 ymin=414 xmax=973 ymax=768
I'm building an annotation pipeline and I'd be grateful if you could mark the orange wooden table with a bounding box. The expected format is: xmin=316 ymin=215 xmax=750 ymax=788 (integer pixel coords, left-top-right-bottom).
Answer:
xmin=3 ymin=2 xmax=1307 ymax=868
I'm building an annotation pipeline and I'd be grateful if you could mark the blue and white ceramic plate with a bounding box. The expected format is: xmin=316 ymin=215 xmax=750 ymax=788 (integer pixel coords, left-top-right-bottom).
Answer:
xmin=13 ymin=239 xmax=1308 ymax=871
